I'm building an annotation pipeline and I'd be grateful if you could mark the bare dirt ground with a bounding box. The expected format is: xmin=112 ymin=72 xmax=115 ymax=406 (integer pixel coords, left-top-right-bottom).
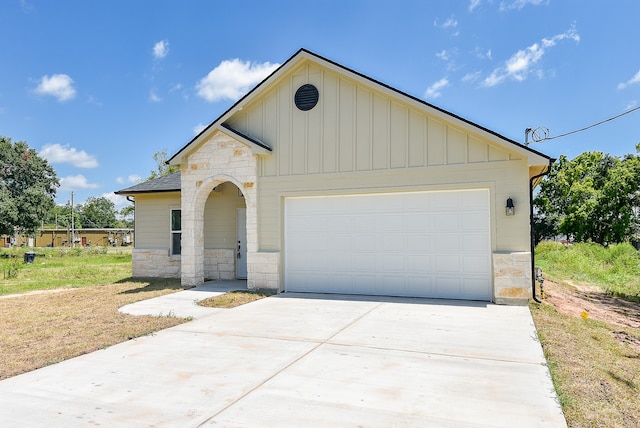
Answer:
xmin=542 ymin=280 xmax=640 ymax=351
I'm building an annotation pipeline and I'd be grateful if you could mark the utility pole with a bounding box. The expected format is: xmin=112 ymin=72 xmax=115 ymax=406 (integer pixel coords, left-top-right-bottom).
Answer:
xmin=71 ymin=191 xmax=75 ymax=248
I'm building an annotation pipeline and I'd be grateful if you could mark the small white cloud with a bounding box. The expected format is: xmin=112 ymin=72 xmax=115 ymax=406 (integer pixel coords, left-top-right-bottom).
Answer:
xmin=196 ymin=58 xmax=280 ymax=103
xmin=59 ymin=175 xmax=100 ymax=191
xmin=625 ymin=100 xmax=638 ymax=110
xmin=436 ymin=50 xmax=450 ymax=61
xmin=618 ymin=69 xmax=640 ymax=90
xmin=469 ymin=0 xmax=481 ymax=12
xmin=425 ymin=78 xmax=449 ymax=99
xmin=434 ymin=16 xmax=458 ymax=30
xmin=34 ymin=74 xmax=76 ymax=102
xmin=462 ymin=71 xmax=482 ymax=83
xmin=39 ymin=143 xmax=98 ymax=168
xmin=102 ymin=192 xmax=128 ymax=209
xmin=116 ymin=175 xmax=142 ymax=184
xmin=483 ymin=25 xmax=579 ymax=87
xmin=153 ymin=40 xmax=169 ymax=60
xmin=499 ymin=0 xmax=546 ymax=12
xmin=20 ymin=0 xmax=35 ymax=13
xmin=149 ymin=88 xmax=162 ymax=102
xmin=473 ymin=47 xmax=492 ymax=60
xmin=193 ymin=123 xmax=207 ymax=135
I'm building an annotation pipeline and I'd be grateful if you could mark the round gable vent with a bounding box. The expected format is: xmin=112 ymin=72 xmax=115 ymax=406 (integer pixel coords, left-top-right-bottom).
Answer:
xmin=294 ymin=84 xmax=319 ymax=111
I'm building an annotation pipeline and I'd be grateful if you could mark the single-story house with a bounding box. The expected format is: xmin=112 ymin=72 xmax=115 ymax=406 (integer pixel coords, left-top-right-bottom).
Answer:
xmin=116 ymin=48 xmax=553 ymax=304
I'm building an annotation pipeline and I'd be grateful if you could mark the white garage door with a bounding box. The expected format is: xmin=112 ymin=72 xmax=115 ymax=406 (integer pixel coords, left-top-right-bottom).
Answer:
xmin=284 ymin=189 xmax=492 ymax=300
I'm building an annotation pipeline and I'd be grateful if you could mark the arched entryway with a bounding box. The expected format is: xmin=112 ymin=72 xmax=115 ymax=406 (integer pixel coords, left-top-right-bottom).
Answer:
xmin=201 ymin=181 xmax=247 ymax=280
xmin=178 ymin=131 xmax=261 ymax=288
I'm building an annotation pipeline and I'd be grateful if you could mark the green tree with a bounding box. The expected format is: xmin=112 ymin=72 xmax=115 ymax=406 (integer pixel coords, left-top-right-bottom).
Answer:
xmin=534 ymin=150 xmax=640 ymax=245
xmin=78 ymin=197 xmax=117 ymax=228
xmin=116 ymin=205 xmax=134 ymax=228
xmin=43 ymin=203 xmax=75 ymax=228
xmin=147 ymin=150 xmax=179 ymax=181
xmin=0 ymin=136 xmax=59 ymax=235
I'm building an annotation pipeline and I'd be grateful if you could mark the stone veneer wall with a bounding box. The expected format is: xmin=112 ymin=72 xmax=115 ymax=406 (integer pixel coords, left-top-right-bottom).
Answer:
xmin=247 ymin=251 xmax=280 ymax=291
xmin=133 ymin=248 xmax=237 ymax=280
xmin=492 ymin=251 xmax=532 ymax=305
xmin=204 ymin=249 xmax=235 ymax=280
xmin=132 ymin=249 xmax=181 ymax=278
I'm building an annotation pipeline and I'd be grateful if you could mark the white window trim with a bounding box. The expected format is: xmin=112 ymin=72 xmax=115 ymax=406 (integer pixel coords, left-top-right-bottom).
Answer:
xmin=170 ymin=208 xmax=181 ymax=257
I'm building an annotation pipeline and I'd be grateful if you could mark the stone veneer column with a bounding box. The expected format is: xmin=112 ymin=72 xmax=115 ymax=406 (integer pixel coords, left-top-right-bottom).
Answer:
xmin=492 ymin=251 xmax=532 ymax=305
xmin=180 ymin=132 xmax=259 ymax=287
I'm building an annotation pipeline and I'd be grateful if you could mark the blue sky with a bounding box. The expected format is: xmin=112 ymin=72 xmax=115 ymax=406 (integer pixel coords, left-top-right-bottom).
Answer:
xmin=2 ymin=0 xmax=639 ymax=207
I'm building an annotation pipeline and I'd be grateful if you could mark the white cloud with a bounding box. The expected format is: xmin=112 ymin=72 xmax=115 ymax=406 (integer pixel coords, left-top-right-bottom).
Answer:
xmin=116 ymin=175 xmax=142 ymax=184
xmin=193 ymin=123 xmax=207 ymax=135
xmin=20 ymin=0 xmax=35 ymax=13
xmin=149 ymin=88 xmax=162 ymax=102
xmin=436 ymin=50 xmax=450 ymax=61
xmin=425 ymin=78 xmax=449 ymax=99
xmin=102 ymin=192 xmax=129 ymax=209
xmin=196 ymin=58 xmax=280 ymax=102
xmin=462 ymin=71 xmax=482 ymax=83
xmin=483 ymin=26 xmax=579 ymax=87
xmin=499 ymin=0 xmax=546 ymax=11
xmin=434 ymin=16 xmax=458 ymax=30
xmin=34 ymin=74 xmax=76 ymax=102
xmin=59 ymin=175 xmax=100 ymax=191
xmin=618 ymin=69 xmax=640 ymax=90
xmin=153 ymin=40 xmax=169 ymax=59
xmin=39 ymin=143 xmax=98 ymax=168
xmin=473 ymin=47 xmax=492 ymax=60
xmin=469 ymin=0 xmax=482 ymax=12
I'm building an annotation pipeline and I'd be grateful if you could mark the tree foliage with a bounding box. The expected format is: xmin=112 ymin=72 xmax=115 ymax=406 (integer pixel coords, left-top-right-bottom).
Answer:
xmin=43 ymin=203 xmax=76 ymax=228
xmin=77 ymin=196 xmax=118 ymax=228
xmin=533 ymin=150 xmax=640 ymax=245
xmin=0 ymin=136 xmax=59 ymax=235
xmin=147 ymin=150 xmax=179 ymax=181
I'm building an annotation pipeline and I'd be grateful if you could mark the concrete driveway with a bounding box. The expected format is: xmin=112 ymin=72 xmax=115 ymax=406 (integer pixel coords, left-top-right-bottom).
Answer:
xmin=0 ymin=282 xmax=566 ymax=427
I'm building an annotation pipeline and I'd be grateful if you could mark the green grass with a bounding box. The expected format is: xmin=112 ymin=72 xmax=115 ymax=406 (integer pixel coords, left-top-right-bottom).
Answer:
xmin=0 ymin=247 xmax=132 ymax=295
xmin=535 ymin=241 xmax=640 ymax=301
xmin=531 ymin=303 xmax=640 ymax=427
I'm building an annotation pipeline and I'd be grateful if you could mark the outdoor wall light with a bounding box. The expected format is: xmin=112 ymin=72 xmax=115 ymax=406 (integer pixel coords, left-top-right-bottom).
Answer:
xmin=506 ymin=197 xmax=515 ymax=216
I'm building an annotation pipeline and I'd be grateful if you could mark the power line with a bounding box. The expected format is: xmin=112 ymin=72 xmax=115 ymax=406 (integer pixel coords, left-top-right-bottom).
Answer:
xmin=528 ymin=105 xmax=640 ymax=143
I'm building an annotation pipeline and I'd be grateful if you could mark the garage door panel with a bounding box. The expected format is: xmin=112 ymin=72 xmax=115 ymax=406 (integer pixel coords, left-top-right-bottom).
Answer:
xmin=435 ymin=213 xmax=460 ymax=230
xmin=463 ymin=233 xmax=491 ymax=251
xmin=382 ymin=254 xmax=406 ymax=272
xmin=407 ymin=235 xmax=431 ymax=251
xmin=406 ymin=213 xmax=432 ymax=231
xmin=461 ymin=212 xmax=489 ymax=231
xmin=285 ymin=189 xmax=491 ymax=301
xmin=407 ymin=255 xmax=432 ymax=272
xmin=354 ymin=215 xmax=375 ymax=231
xmin=463 ymin=255 xmax=491 ymax=274
xmin=353 ymin=235 xmax=376 ymax=251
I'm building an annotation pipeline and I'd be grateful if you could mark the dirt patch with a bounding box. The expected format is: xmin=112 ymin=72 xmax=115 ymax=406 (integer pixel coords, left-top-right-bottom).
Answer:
xmin=543 ymin=280 xmax=640 ymax=329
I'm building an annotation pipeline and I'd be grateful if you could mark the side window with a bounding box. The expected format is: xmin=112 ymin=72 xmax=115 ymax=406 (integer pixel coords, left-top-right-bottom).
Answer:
xmin=170 ymin=209 xmax=181 ymax=255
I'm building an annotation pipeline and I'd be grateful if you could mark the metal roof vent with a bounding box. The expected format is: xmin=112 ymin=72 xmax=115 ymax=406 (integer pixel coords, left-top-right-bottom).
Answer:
xmin=294 ymin=84 xmax=319 ymax=111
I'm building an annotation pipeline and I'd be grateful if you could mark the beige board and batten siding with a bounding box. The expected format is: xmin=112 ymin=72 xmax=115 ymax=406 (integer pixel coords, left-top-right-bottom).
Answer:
xmin=134 ymin=184 xmax=244 ymax=250
xmin=225 ymin=61 xmax=532 ymax=254
xmin=133 ymin=193 xmax=181 ymax=249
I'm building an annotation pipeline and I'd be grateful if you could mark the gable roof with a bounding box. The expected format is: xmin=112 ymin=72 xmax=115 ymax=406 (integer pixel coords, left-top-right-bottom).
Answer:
xmin=169 ymin=48 xmax=552 ymax=166
xmin=114 ymin=171 xmax=181 ymax=195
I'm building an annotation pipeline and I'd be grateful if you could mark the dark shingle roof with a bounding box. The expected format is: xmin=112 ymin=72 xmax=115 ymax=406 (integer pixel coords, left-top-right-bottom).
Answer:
xmin=114 ymin=171 xmax=181 ymax=195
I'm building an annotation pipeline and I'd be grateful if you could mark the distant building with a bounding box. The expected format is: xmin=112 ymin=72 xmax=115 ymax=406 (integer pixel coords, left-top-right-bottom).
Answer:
xmin=2 ymin=228 xmax=134 ymax=248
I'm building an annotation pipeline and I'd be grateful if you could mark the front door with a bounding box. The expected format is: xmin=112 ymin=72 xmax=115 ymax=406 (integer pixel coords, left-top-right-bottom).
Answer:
xmin=236 ymin=208 xmax=247 ymax=279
